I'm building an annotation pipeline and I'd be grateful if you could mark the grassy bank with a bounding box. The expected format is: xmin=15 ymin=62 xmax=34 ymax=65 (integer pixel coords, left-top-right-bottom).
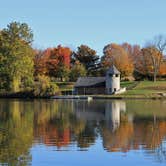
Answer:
xmin=1 ymin=81 xmax=165 ymax=99
xmin=122 ymin=81 xmax=166 ymax=97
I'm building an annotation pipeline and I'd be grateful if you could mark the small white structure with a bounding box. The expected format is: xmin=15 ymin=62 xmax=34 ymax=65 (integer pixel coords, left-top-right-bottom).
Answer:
xmin=106 ymin=65 xmax=121 ymax=94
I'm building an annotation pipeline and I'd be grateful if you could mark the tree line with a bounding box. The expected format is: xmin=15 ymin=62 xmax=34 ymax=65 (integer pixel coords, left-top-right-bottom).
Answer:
xmin=0 ymin=22 xmax=166 ymax=94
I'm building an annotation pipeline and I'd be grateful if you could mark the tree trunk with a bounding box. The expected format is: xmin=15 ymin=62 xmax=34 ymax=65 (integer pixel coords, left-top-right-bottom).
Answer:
xmin=153 ymin=72 xmax=157 ymax=82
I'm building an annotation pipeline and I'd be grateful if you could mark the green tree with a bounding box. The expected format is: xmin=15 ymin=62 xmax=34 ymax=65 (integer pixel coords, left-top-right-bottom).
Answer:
xmin=73 ymin=45 xmax=99 ymax=75
xmin=56 ymin=65 xmax=70 ymax=82
xmin=70 ymin=61 xmax=87 ymax=81
xmin=0 ymin=22 xmax=34 ymax=92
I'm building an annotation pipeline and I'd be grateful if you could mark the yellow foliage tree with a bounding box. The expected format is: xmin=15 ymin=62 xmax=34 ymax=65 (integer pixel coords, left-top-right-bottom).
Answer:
xmin=102 ymin=43 xmax=134 ymax=78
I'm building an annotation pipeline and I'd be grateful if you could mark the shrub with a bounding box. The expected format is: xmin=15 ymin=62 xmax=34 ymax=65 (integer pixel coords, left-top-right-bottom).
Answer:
xmin=33 ymin=75 xmax=60 ymax=97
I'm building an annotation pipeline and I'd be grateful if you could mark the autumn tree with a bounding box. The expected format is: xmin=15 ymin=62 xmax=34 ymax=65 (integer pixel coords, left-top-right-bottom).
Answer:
xmin=141 ymin=47 xmax=163 ymax=81
xmin=121 ymin=43 xmax=146 ymax=79
xmin=146 ymin=35 xmax=166 ymax=78
xmin=121 ymin=43 xmax=142 ymax=66
xmin=159 ymin=59 xmax=166 ymax=76
xmin=73 ymin=45 xmax=99 ymax=75
xmin=34 ymin=45 xmax=72 ymax=81
xmin=102 ymin=43 xmax=134 ymax=78
xmin=46 ymin=45 xmax=71 ymax=81
xmin=0 ymin=22 xmax=34 ymax=92
xmin=34 ymin=49 xmax=50 ymax=76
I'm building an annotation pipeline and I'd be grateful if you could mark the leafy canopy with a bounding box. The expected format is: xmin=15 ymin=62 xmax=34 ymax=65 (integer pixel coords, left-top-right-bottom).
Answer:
xmin=0 ymin=22 xmax=34 ymax=92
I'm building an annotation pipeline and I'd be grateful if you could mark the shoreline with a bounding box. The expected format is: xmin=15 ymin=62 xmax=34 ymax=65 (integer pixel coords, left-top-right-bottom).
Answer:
xmin=0 ymin=94 xmax=165 ymax=100
xmin=91 ymin=95 xmax=166 ymax=100
xmin=0 ymin=81 xmax=166 ymax=100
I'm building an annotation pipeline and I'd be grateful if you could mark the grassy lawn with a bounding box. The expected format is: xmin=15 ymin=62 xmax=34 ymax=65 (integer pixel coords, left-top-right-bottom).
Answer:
xmin=120 ymin=81 xmax=166 ymax=97
xmin=121 ymin=81 xmax=138 ymax=90
xmin=121 ymin=81 xmax=135 ymax=88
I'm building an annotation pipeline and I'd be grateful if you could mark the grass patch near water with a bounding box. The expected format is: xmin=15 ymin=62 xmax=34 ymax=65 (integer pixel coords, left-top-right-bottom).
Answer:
xmin=119 ymin=81 xmax=166 ymax=98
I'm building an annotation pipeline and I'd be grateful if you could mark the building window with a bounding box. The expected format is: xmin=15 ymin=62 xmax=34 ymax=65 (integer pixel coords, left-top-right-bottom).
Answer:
xmin=115 ymin=74 xmax=118 ymax=77
xmin=114 ymin=88 xmax=116 ymax=92
xmin=109 ymin=74 xmax=113 ymax=77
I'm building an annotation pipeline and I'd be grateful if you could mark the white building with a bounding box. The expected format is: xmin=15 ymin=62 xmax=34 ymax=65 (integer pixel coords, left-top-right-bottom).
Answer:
xmin=106 ymin=65 xmax=121 ymax=94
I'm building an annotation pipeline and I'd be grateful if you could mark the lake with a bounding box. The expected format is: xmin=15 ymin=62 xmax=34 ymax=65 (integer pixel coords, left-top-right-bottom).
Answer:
xmin=0 ymin=99 xmax=166 ymax=166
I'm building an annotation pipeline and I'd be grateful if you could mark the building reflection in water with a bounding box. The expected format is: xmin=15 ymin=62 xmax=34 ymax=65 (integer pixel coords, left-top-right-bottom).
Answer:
xmin=73 ymin=99 xmax=166 ymax=158
xmin=73 ymin=100 xmax=127 ymax=132
xmin=105 ymin=100 xmax=126 ymax=131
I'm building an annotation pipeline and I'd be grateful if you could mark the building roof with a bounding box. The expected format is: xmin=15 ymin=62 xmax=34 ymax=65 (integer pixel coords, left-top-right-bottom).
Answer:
xmin=107 ymin=65 xmax=120 ymax=74
xmin=75 ymin=77 xmax=105 ymax=87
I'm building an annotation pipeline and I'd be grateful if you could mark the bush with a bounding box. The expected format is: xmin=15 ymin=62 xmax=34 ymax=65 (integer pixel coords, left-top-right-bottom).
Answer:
xmin=33 ymin=75 xmax=60 ymax=97
xmin=46 ymin=83 xmax=61 ymax=96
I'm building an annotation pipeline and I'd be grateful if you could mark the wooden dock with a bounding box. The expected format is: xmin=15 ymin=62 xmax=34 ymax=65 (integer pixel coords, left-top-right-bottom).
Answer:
xmin=51 ymin=95 xmax=93 ymax=101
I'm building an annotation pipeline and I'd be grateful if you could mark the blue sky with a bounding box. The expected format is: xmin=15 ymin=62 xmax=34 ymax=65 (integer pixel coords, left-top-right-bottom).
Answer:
xmin=0 ymin=0 xmax=166 ymax=55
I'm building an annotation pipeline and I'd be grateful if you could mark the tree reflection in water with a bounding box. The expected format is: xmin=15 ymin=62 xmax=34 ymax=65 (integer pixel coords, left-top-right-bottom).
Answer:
xmin=0 ymin=100 xmax=33 ymax=166
xmin=0 ymin=99 xmax=166 ymax=165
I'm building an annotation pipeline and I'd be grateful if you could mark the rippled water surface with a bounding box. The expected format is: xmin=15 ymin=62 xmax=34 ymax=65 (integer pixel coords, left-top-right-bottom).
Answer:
xmin=0 ymin=99 xmax=166 ymax=166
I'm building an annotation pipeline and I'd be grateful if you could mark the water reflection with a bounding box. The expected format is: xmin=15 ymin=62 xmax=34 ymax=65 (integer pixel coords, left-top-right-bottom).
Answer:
xmin=73 ymin=100 xmax=126 ymax=131
xmin=0 ymin=100 xmax=33 ymax=166
xmin=0 ymin=99 xmax=166 ymax=165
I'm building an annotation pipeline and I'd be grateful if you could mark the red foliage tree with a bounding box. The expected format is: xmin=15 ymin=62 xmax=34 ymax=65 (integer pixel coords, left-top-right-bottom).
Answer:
xmin=34 ymin=45 xmax=72 ymax=80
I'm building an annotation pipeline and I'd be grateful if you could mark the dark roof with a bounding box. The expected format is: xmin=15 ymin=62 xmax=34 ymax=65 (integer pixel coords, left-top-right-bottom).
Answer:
xmin=107 ymin=65 xmax=120 ymax=74
xmin=75 ymin=77 xmax=105 ymax=87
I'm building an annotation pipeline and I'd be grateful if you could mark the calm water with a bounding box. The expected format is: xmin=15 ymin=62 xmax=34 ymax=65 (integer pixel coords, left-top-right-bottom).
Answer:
xmin=0 ymin=99 xmax=166 ymax=166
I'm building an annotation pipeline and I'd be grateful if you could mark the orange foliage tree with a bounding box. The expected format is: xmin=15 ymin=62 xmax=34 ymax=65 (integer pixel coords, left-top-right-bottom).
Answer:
xmin=102 ymin=43 xmax=134 ymax=78
xmin=140 ymin=47 xmax=163 ymax=81
xmin=121 ymin=43 xmax=142 ymax=68
xmin=159 ymin=60 xmax=166 ymax=76
xmin=34 ymin=45 xmax=72 ymax=81
xmin=34 ymin=49 xmax=50 ymax=76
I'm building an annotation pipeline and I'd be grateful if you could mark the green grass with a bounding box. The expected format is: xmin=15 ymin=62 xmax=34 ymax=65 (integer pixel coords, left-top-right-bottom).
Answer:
xmin=121 ymin=81 xmax=135 ymax=88
xmin=121 ymin=81 xmax=139 ymax=90
xmin=119 ymin=81 xmax=166 ymax=98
